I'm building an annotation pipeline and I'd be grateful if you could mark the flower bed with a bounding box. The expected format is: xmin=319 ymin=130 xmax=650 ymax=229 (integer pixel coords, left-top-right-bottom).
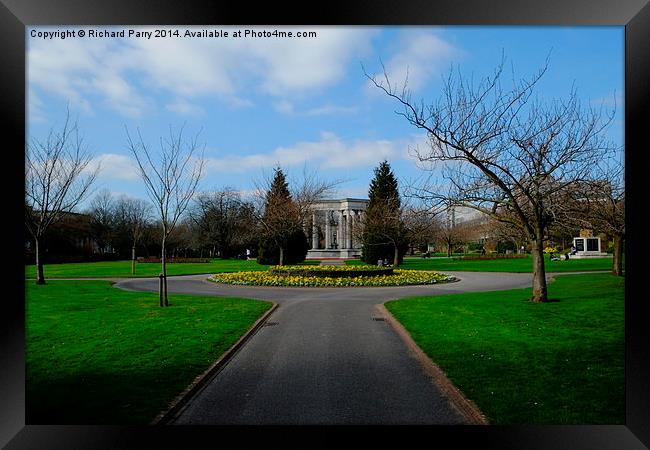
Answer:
xmin=209 ymin=269 xmax=456 ymax=287
xmin=268 ymin=264 xmax=393 ymax=278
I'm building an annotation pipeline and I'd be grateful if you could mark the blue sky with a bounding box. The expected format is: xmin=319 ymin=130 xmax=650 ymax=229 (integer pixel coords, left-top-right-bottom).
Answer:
xmin=27 ymin=26 xmax=624 ymax=209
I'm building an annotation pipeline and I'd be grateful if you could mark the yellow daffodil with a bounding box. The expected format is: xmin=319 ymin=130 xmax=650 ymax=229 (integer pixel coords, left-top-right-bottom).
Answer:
xmin=209 ymin=268 xmax=455 ymax=287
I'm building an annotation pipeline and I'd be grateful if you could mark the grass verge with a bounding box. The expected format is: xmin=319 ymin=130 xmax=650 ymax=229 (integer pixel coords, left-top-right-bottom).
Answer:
xmin=25 ymin=259 xmax=322 ymax=279
xmin=384 ymin=273 xmax=624 ymax=424
xmin=25 ymin=259 xmax=270 ymax=278
xmin=26 ymin=280 xmax=272 ymax=424
xmin=347 ymin=255 xmax=616 ymax=273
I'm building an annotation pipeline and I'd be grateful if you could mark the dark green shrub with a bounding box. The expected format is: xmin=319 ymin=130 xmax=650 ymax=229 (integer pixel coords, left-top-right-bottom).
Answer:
xmin=497 ymin=241 xmax=517 ymax=253
xmin=257 ymin=229 xmax=309 ymax=265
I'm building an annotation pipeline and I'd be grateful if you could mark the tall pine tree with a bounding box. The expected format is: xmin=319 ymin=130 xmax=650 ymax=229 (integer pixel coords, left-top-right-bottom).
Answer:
xmin=257 ymin=168 xmax=309 ymax=265
xmin=361 ymin=161 xmax=408 ymax=265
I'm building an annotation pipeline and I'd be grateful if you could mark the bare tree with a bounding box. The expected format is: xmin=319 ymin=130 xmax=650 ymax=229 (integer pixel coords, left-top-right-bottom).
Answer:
xmin=356 ymin=197 xmax=434 ymax=266
xmin=114 ymin=196 xmax=152 ymax=274
xmin=25 ymin=109 xmax=99 ymax=284
xmin=562 ymin=158 xmax=624 ymax=276
xmin=87 ymin=189 xmax=116 ymax=254
xmin=253 ymin=167 xmax=339 ymax=266
xmin=126 ymin=125 xmax=205 ymax=306
xmin=189 ymin=188 xmax=257 ymax=259
xmin=488 ymin=216 xmax=530 ymax=253
xmin=432 ymin=207 xmax=469 ymax=257
xmin=588 ymin=163 xmax=624 ymax=276
xmin=165 ymin=219 xmax=195 ymax=258
xmin=366 ymin=57 xmax=617 ymax=301
xmin=402 ymin=206 xmax=439 ymax=255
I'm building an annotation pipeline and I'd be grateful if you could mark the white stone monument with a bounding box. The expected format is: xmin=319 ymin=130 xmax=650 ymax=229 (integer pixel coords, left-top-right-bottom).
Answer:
xmin=306 ymin=198 xmax=368 ymax=260
xmin=570 ymin=229 xmax=608 ymax=258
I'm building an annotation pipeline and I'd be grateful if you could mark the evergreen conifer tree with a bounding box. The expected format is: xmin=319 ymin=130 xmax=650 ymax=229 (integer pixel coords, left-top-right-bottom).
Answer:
xmin=361 ymin=161 xmax=408 ymax=265
xmin=257 ymin=168 xmax=309 ymax=265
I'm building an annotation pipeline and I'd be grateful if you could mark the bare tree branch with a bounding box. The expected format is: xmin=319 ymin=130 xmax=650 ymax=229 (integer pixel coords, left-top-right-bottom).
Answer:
xmin=25 ymin=108 xmax=99 ymax=284
xmin=366 ymin=56 xmax=618 ymax=301
xmin=125 ymin=125 xmax=205 ymax=305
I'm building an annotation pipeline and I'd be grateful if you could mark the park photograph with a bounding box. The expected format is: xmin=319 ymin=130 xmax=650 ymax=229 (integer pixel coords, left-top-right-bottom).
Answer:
xmin=22 ymin=24 xmax=627 ymax=431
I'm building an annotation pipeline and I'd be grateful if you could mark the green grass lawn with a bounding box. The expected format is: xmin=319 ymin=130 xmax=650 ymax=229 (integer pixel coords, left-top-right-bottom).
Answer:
xmin=25 ymin=258 xmax=322 ymax=279
xmin=385 ymin=273 xmax=624 ymax=424
xmin=25 ymin=259 xmax=271 ymax=279
xmin=26 ymin=280 xmax=272 ymax=424
xmin=347 ymin=255 xmax=616 ymax=272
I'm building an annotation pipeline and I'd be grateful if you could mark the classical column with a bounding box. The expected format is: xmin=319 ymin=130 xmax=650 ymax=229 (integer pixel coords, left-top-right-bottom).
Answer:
xmin=325 ymin=210 xmax=331 ymax=249
xmin=347 ymin=209 xmax=353 ymax=249
xmin=312 ymin=212 xmax=318 ymax=249
xmin=339 ymin=210 xmax=346 ymax=249
xmin=356 ymin=210 xmax=364 ymax=249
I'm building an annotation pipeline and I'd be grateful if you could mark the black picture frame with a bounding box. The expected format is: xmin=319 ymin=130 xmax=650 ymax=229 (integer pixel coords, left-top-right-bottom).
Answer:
xmin=2 ymin=0 xmax=648 ymax=448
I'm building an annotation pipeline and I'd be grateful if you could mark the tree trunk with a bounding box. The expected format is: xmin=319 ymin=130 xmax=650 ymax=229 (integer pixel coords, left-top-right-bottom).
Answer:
xmin=131 ymin=245 xmax=136 ymax=275
xmin=279 ymin=246 xmax=284 ymax=266
xmin=612 ymin=233 xmax=624 ymax=277
xmin=447 ymin=242 xmax=452 ymax=257
xmin=530 ymin=233 xmax=548 ymax=302
xmin=393 ymin=244 xmax=400 ymax=267
xmin=161 ymin=236 xmax=168 ymax=307
xmin=35 ymin=237 xmax=45 ymax=285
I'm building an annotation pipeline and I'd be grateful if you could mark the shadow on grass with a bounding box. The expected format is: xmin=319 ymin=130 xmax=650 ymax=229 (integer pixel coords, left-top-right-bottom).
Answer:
xmin=27 ymin=366 xmax=199 ymax=425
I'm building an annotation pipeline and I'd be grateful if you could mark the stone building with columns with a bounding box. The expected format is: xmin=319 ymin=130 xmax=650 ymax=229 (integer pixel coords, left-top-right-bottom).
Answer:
xmin=305 ymin=198 xmax=369 ymax=259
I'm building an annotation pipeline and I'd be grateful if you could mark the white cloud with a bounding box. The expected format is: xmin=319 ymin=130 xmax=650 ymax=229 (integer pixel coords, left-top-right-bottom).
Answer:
xmin=166 ymin=99 xmax=205 ymax=116
xmin=204 ymin=132 xmax=416 ymax=174
xmin=249 ymin=27 xmax=377 ymax=95
xmin=367 ymin=30 xmax=458 ymax=93
xmin=85 ymin=153 xmax=140 ymax=181
xmin=590 ymin=91 xmax=623 ymax=109
xmin=28 ymin=36 xmax=147 ymax=117
xmin=274 ymin=101 xmax=358 ymax=116
xmin=273 ymin=100 xmax=295 ymax=115
xmin=28 ymin=89 xmax=47 ymax=123
xmin=28 ymin=26 xmax=378 ymax=118
xmin=228 ymin=97 xmax=255 ymax=109
xmin=317 ymin=132 xmax=396 ymax=169
xmin=305 ymin=104 xmax=358 ymax=116
xmin=127 ymin=37 xmax=237 ymax=98
xmin=91 ymin=72 xmax=148 ymax=118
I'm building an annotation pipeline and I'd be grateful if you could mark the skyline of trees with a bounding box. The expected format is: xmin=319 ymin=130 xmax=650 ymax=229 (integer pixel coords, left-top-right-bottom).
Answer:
xmin=26 ymin=96 xmax=624 ymax=281
xmin=366 ymin=56 xmax=620 ymax=302
xmin=27 ymin=164 xmax=623 ymax=268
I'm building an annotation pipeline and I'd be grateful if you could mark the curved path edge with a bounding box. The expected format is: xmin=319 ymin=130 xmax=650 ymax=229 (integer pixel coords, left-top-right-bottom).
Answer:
xmin=376 ymin=303 xmax=489 ymax=425
xmin=106 ymin=270 xmax=611 ymax=424
xmin=150 ymin=302 xmax=279 ymax=425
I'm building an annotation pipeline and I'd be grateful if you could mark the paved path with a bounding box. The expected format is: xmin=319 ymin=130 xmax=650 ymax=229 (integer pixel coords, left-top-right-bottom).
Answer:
xmin=112 ymin=271 xmax=589 ymax=425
